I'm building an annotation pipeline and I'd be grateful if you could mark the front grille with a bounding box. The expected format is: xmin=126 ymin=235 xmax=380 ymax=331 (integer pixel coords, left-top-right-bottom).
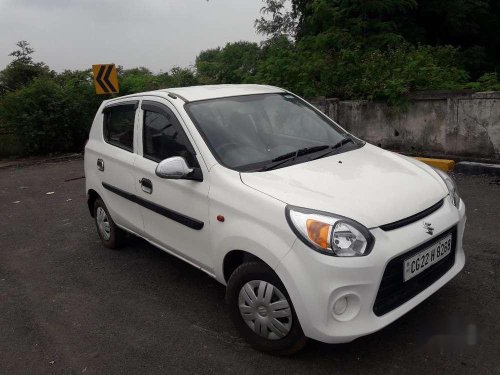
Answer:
xmin=373 ymin=226 xmax=457 ymax=316
xmin=379 ymin=199 xmax=444 ymax=231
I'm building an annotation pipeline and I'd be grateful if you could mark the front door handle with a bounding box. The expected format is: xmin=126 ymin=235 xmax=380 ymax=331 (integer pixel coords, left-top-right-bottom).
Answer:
xmin=97 ymin=158 xmax=104 ymax=171
xmin=140 ymin=178 xmax=153 ymax=194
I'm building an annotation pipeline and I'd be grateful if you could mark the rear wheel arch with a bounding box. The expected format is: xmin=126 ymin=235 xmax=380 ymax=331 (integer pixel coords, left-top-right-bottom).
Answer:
xmin=87 ymin=189 xmax=100 ymax=217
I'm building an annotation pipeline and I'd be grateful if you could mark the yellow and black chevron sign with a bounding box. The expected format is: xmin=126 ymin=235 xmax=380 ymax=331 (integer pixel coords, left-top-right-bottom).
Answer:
xmin=92 ymin=64 xmax=119 ymax=94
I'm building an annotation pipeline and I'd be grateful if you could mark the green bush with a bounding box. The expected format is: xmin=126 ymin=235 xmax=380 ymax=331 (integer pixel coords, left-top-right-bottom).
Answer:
xmin=0 ymin=64 xmax=202 ymax=156
xmin=242 ymin=39 xmax=469 ymax=105
xmin=322 ymin=45 xmax=469 ymax=105
xmin=465 ymin=73 xmax=500 ymax=91
xmin=0 ymin=75 xmax=99 ymax=155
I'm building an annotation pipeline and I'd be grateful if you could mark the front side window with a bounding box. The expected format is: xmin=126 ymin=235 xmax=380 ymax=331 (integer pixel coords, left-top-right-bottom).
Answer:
xmin=185 ymin=93 xmax=360 ymax=171
xmin=142 ymin=104 xmax=197 ymax=166
xmin=103 ymin=103 xmax=137 ymax=152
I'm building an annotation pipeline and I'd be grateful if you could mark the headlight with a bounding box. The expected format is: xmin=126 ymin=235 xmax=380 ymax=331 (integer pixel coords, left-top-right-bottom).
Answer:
xmin=285 ymin=206 xmax=375 ymax=257
xmin=433 ymin=167 xmax=460 ymax=207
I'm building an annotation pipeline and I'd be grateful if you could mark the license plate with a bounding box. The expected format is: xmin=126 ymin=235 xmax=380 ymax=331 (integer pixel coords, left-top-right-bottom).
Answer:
xmin=403 ymin=234 xmax=453 ymax=282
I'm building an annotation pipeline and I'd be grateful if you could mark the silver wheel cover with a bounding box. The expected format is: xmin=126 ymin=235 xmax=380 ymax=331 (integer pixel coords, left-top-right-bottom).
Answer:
xmin=238 ymin=280 xmax=292 ymax=340
xmin=96 ymin=206 xmax=111 ymax=241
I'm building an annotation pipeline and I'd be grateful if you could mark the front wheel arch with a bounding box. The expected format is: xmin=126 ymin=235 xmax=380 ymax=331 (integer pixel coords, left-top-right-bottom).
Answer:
xmin=222 ymin=250 xmax=264 ymax=283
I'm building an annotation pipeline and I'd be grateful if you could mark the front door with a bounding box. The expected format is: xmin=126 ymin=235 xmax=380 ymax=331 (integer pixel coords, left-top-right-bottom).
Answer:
xmin=133 ymin=97 xmax=212 ymax=272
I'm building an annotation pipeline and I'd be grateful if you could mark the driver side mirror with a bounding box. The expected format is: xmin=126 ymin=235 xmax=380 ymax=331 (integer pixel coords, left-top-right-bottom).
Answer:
xmin=155 ymin=156 xmax=203 ymax=181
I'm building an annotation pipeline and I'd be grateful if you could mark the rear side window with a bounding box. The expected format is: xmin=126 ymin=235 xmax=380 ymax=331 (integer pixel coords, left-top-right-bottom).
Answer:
xmin=142 ymin=102 xmax=198 ymax=166
xmin=103 ymin=103 xmax=137 ymax=152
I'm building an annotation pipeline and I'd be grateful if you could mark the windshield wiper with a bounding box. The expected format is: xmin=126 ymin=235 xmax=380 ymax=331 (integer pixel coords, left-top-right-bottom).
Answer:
xmin=260 ymin=145 xmax=330 ymax=171
xmin=272 ymin=145 xmax=330 ymax=162
xmin=258 ymin=138 xmax=356 ymax=172
xmin=331 ymin=137 xmax=355 ymax=150
xmin=312 ymin=137 xmax=355 ymax=160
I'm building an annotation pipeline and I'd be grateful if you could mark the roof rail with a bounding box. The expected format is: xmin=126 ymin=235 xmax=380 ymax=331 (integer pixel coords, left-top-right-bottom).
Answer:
xmin=166 ymin=92 xmax=189 ymax=103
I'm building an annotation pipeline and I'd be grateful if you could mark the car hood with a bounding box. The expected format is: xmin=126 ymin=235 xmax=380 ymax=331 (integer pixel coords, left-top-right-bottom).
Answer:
xmin=240 ymin=144 xmax=448 ymax=228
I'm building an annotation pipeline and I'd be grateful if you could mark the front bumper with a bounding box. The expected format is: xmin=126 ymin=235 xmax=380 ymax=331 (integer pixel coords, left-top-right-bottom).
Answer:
xmin=275 ymin=197 xmax=466 ymax=344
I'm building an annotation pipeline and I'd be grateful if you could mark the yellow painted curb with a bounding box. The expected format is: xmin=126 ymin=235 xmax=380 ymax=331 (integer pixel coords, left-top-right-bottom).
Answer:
xmin=414 ymin=157 xmax=455 ymax=172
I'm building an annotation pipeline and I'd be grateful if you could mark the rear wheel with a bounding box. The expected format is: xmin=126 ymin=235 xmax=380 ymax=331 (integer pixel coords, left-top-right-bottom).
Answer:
xmin=94 ymin=198 xmax=124 ymax=249
xmin=226 ymin=261 xmax=307 ymax=355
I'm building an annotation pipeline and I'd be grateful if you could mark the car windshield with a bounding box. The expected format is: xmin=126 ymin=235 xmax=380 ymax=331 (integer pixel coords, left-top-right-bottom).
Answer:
xmin=185 ymin=93 xmax=359 ymax=171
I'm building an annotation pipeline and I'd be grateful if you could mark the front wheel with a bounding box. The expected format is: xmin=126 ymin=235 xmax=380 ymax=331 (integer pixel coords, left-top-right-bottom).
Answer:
xmin=226 ymin=261 xmax=307 ymax=355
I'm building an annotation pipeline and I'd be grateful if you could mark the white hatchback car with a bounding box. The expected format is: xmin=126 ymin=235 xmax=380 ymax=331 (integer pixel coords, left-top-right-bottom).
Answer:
xmin=85 ymin=84 xmax=466 ymax=354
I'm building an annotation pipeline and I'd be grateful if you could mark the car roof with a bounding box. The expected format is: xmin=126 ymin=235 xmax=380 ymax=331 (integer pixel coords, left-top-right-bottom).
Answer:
xmin=162 ymin=84 xmax=285 ymax=102
xmin=102 ymin=84 xmax=286 ymax=106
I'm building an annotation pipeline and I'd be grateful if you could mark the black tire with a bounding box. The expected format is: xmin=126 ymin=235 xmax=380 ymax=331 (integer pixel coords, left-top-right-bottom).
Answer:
xmin=93 ymin=198 xmax=125 ymax=249
xmin=226 ymin=261 xmax=308 ymax=355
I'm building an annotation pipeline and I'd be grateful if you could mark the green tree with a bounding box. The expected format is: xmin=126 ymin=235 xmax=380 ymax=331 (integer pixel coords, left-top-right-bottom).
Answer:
xmin=251 ymin=36 xmax=326 ymax=97
xmin=119 ymin=67 xmax=158 ymax=95
xmin=397 ymin=0 xmax=500 ymax=77
xmin=270 ymin=0 xmax=418 ymax=50
xmin=168 ymin=66 xmax=199 ymax=87
xmin=9 ymin=40 xmax=35 ymax=64
xmin=259 ymin=1 xmax=500 ymax=76
xmin=196 ymin=47 xmax=223 ymax=84
xmin=196 ymin=42 xmax=260 ymax=84
xmin=255 ymin=0 xmax=297 ymax=40
xmin=253 ymin=0 xmax=493 ymax=102
xmin=0 ymin=41 xmax=52 ymax=95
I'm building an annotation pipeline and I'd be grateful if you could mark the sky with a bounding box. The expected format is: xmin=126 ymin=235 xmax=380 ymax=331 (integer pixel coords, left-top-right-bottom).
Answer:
xmin=0 ymin=0 xmax=265 ymax=72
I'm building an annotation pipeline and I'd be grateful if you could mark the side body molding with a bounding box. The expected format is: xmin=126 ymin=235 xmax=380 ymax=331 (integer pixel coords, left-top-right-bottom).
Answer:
xmin=102 ymin=182 xmax=204 ymax=230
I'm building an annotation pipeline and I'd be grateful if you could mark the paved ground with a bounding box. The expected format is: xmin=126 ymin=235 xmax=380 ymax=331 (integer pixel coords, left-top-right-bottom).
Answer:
xmin=0 ymin=159 xmax=499 ymax=374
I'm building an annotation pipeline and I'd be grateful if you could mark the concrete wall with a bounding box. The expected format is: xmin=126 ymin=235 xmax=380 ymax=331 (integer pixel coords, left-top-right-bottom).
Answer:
xmin=310 ymin=91 xmax=500 ymax=161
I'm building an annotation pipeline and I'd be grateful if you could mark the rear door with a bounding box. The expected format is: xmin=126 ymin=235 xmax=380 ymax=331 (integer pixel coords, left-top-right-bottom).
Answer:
xmin=133 ymin=97 xmax=212 ymax=271
xmin=97 ymin=100 xmax=144 ymax=235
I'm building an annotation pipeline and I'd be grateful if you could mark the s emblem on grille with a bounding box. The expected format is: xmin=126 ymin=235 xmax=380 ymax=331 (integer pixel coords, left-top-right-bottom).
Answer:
xmin=423 ymin=222 xmax=434 ymax=235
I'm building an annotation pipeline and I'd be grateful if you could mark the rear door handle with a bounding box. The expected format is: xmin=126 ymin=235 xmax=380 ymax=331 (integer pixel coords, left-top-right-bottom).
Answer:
xmin=140 ymin=178 xmax=153 ymax=194
xmin=97 ymin=158 xmax=104 ymax=171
